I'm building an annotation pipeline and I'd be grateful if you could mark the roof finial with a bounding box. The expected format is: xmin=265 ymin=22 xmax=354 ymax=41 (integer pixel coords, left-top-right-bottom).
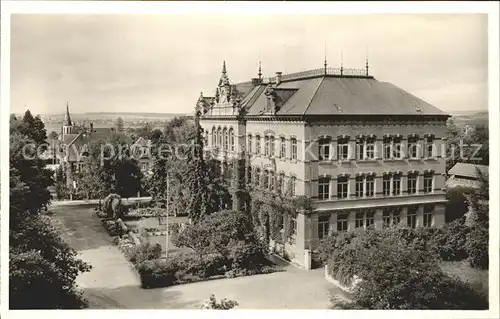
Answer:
xmin=340 ymin=49 xmax=344 ymax=75
xmin=258 ymin=61 xmax=262 ymax=80
xmin=324 ymin=40 xmax=327 ymax=74
xmin=365 ymin=45 xmax=369 ymax=76
xmin=222 ymin=60 xmax=227 ymax=74
xmin=65 ymin=101 xmax=72 ymax=126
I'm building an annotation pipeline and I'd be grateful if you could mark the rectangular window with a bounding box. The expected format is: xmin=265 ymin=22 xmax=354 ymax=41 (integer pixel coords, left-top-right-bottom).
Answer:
xmin=338 ymin=137 xmax=349 ymax=160
xmin=423 ymin=204 xmax=434 ymax=227
xmin=355 ymin=176 xmax=364 ymax=197
xmin=269 ymin=136 xmax=275 ymax=158
xmin=392 ymin=174 xmax=401 ymax=196
xmin=319 ymin=138 xmax=331 ymax=161
xmin=407 ymin=206 xmax=417 ymax=229
xmin=337 ymin=176 xmax=348 ymax=199
xmin=337 ymin=213 xmax=348 ymax=232
xmin=355 ymin=212 xmax=364 ymax=228
xmin=408 ymin=136 xmax=419 ymax=159
xmin=264 ymin=136 xmax=269 ymax=156
xmin=407 ymin=173 xmax=417 ymax=194
xmin=393 ymin=211 xmax=401 ymax=225
xmin=366 ymin=211 xmax=375 ymax=228
xmin=383 ymin=137 xmax=392 ymax=159
xmin=383 ymin=175 xmax=391 ymax=196
xmin=256 ymin=136 xmax=261 ymax=155
xmin=280 ymin=137 xmax=286 ymax=159
xmin=383 ymin=211 xmax=391 ymax=228
xmin=366 ymin=138 xmax=375 ymax=159
xmin=318 ymin=177 xmax=330 ymax=200
xmin=318 ymin=215 xmax=330 ymax=239
xmin=247 ymin=135 xmax=252 ymax=154
xmin=423 ymin=173 xmax=433 ymax=193
xmin=356 ymin=138 xmax=365 ymax=160
xmin=269 ymin=171 xmax=275 ymax=191
xmin=255 ymin=168 xmax=261 ymax=186
xmin=291 ymin=138 xmax=297 ymax=160
xmin=263 ymin=170 xmax=269 ymax=189
xmin=366 ymin=175 xmax=375 ymax=197
xmin=425 ymin=136 xmax=434 ymax=158
xmin=393 ymin=137 xmax=402 ymax=159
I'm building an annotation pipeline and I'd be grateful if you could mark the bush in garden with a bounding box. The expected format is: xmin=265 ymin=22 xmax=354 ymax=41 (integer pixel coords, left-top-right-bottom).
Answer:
xmin=101 ymin=220 xmax=120 ymax=237
xmin=431 ymin=219 xmax=470 ymax=261
xmin=319 ymin=227 xmax=487 ymax=309
xmin=174 ymin=210 xmax=258 ymax=258
xmin=466 ymin=223 xmax=489 ymax=270
xmin=126 ymin=242 xmax=162 ymax=265
xmin=229 ymin=241 xmax=267 ymax=271
xmin=173 ymin=253 xmax=230 ymax=280
xmin=201 ymin=294 xmax=239 ymax=310
xmin=445 ymin=186 xmax=475 ymax=222
xmin=136 ymin=259 xmax=178 ymax=289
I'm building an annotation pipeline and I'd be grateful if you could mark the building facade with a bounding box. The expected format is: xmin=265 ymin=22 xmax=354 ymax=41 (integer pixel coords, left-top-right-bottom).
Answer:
xmin=198 ymin=61 xmax=449 ymax=268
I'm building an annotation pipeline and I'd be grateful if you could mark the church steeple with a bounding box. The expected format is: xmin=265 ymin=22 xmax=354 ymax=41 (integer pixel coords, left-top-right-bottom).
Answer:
xmin=222 ymin=60 xmax=227 ymax=75
xmin=65 ymin=101 xmax=72 ymax=126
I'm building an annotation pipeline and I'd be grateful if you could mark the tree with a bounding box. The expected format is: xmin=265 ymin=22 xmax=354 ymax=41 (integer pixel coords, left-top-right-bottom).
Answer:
xmin=465 ymin=168 xmax=489 ymax=269
xmin=445 ymin=186 xmax=474 ymax=222
xmin=115 ymin=117 xmax=125 ymax=132
xmin=184 ymin=113 xmax=212 ymax=222
xmin=10 ymin=111 xmax=91 ymax=309
xmin=115 ymin=157 xmax=143 ymax=199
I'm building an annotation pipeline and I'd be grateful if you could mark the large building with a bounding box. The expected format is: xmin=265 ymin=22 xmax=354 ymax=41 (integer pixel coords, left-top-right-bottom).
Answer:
xmin=197 ymin=60 xmax=449 ymax=268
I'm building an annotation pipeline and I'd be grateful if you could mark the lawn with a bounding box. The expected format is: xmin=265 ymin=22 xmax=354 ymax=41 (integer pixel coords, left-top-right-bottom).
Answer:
xmin=440 ymin=260 xmax=489 ymax=297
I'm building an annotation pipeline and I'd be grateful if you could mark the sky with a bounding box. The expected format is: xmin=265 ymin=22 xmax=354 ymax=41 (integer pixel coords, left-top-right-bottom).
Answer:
xmin=10 ymin=14 xmax=488 ymax=115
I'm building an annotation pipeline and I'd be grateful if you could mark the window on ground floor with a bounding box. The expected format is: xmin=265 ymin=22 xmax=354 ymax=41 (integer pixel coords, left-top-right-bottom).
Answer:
xmin=383 ymin=208 xmax=401 ymax=228
xmin=423 ymin=204 xmax=434 ymax=227
xmin=407 ymin=206 xmax=418 ymax=229
xmin=337 ymin=213 xmax=349 ymax=232
xmin=318 ymin=215 xmax=330 ymax=239
xmin=355 ymin=212 xmax=364 ymax=228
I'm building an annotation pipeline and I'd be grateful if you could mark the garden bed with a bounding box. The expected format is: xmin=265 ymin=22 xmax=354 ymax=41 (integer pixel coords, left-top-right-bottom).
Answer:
xmin=96 ymin=207 xmax=279 ymax=290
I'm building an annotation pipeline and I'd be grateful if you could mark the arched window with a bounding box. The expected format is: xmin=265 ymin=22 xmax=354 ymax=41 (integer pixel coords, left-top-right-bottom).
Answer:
xmin=256 ymin=135 xmax=261 ymax=155
xmin=229 ymin=128 xmax=235 ymax=152
xmin=211 ymin=127 xmax=216 ymax=146
xmin=204 ymin=130 xmax=209 ymax=146
xmin=223 ymin=128 xmax=228 ymax=151
xmin=217 ymin=127 xmax=222 ymax=147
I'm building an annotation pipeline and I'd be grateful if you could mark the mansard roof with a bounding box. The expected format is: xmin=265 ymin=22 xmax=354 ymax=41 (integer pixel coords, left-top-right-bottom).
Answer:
xmin=204 ymin=66 xmax=448 ymax=118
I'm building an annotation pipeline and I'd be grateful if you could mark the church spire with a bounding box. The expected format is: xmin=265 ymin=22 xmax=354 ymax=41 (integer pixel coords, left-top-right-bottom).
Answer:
xmin=258 ymin=61 xmax=262 ymax=80
xmin=65 ymin=101 xmax=72 ymax=126
xmin=222 ymin=60 xmax=227 ymax=75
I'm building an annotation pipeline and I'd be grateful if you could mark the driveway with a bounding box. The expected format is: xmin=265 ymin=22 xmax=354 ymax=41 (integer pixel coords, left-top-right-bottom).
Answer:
xmin=48 ymin=204 xmax=344 ymax=309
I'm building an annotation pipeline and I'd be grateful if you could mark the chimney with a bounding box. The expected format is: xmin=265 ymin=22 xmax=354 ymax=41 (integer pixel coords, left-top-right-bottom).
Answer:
xmin=275 ymin=72 xmax=283 ymax=85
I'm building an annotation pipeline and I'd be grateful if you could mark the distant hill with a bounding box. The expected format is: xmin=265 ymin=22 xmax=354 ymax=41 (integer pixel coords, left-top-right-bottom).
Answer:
xmin=450 ymin=110 xmax=488 ymax=127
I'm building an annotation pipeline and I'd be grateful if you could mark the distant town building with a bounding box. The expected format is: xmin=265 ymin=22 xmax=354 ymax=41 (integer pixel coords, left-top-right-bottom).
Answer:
xmin=198 ymin=60 xmax=449 ymax=268
xmin=446 ymin=162 xmax=488 ymax=189
xmin=57 ymin=103 xmax=116 ymax=193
